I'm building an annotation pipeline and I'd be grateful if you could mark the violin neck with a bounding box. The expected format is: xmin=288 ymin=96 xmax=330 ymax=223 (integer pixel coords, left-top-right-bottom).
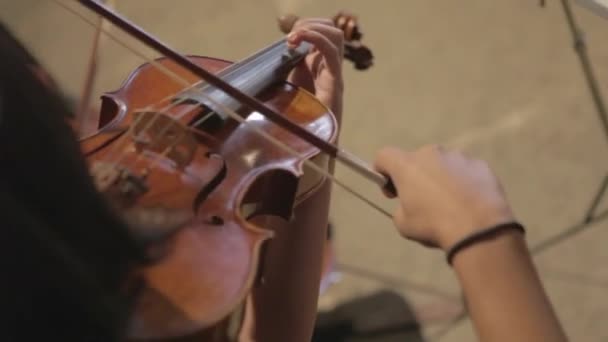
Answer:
xmin=178 ymin=38 xmax=311 ymax=121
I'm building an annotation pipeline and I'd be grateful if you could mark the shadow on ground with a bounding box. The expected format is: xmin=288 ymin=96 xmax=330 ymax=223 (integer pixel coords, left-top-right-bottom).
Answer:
xmin=313 ymin=290 xmax=425 ymax=342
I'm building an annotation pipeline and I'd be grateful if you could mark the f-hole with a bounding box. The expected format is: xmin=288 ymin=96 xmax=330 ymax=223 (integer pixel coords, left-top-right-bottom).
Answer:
xmin=99 ymin=95 xmax=120 ymax=128
xmin=240 ymin=169 xmax=298 ymax=222
xmin=241 ymin=169 xmax=298 ymax=287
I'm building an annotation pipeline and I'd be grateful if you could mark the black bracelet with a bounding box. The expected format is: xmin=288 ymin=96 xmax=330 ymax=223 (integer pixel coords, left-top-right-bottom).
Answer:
xmin=446 ymin=222 xmax=526 ymax=266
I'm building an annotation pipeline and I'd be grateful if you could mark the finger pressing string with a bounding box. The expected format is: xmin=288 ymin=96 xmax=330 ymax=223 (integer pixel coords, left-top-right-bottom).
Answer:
xmin=287 ymin=29 xmax=342 ymax=74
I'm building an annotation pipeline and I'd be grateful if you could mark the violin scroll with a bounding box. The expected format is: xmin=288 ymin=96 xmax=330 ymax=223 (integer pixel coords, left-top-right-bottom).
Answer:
xmin=333 ymin=11 xmax=362 ymax=42
xmin=278 ymin=11 xmax=374 ymax=70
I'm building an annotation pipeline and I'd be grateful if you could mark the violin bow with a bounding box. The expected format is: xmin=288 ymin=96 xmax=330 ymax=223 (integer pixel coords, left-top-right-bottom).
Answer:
xmin=76 ymin=0 xmax=116 ymax=136
xmin=73 ymin=0 xmax=396 ymax=208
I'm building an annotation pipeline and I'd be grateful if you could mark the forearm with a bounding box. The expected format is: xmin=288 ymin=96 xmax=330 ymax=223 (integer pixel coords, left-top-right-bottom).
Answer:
xmin=239 ymin=66 xmax=342 ymax=341
xmin=241 ymin=86 xmax=341 ymax=340
xmin=239 ymin=180 xmax=332 ymax=341
xmin=452 ymin=230 xmax=568 ymax=342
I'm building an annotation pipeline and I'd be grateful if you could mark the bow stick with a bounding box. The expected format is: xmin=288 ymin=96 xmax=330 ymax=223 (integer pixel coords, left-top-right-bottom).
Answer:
xmin=76 ymin=0 xmax=116 ymax=136
xmin=75 ymin=0 xmax=397 ymax=197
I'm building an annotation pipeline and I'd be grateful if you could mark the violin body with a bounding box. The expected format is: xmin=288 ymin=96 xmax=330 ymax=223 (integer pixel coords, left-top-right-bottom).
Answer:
xmin=79 ymin=55 xmax=337 ymax=340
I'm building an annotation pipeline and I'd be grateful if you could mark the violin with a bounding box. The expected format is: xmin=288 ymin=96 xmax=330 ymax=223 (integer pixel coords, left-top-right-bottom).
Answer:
xmin=74 ymin=1 xmax=378 ymax=340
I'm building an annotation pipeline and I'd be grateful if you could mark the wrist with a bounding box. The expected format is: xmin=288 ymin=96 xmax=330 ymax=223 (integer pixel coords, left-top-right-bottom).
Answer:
xmin=437 ymin=210 xmax=516 ymax=251
xmin=445 ymin=222 xmax=525 ymax=265
xmin=450 ymin=227 xmax=527 ymax=269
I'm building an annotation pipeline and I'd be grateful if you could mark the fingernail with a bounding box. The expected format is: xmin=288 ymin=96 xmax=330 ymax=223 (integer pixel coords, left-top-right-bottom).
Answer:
xmin=287 ymin=31 xmax=297 ymax=42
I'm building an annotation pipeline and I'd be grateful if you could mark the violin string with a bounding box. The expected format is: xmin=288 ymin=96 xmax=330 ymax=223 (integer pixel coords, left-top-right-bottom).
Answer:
xmin=100 ymin=26 xmax=285 ymax=174
xmin=58 ymin=0 xmax=292 ymax=184
xmin=125 ymin=43 xmax=300 ymax=181
xmin=52 ymin=0 xmax=245 ymax=172
xmin=52 ymin=0 xmax=182 ymax=174
xmin=132 ymin=36 xmax=287 ymax=120
xmin=98 ymin=52 xmax=283 ymax=183
xmin=52 ymin=0 xmax=253 ymax=178
xmin=56 ymin=0 xmax=393 ymax=220
xmin=128 ymin=111 xmax=214 ymax=176
xmin=125 ymin=33 xmax=287 ymax=128
xmin=149 ymin=37 xmax=288 ymax=121
xmin=59 ymin=0 xmax=392 ymax=219
xmin=118 ymin=50 xmax=292 ymax=184
xmin=165 ymin=38 xmax=288 ymax=124
xmin=121 ymin=44 xmax=288 ymax=173
xmin=122 ymin=40 xmax=297 ymax=176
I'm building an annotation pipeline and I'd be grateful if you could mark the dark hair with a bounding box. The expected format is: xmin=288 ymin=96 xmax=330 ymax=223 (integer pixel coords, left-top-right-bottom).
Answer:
xmin=0 ymin=22 xmax=145 ymax=341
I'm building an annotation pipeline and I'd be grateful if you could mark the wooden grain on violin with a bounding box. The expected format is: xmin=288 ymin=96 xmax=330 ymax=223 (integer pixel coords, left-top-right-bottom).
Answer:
xmin=69 ymin=3 xmax=383 ymax=339
xmin=79 ymin=55 xmax=337 ymax=340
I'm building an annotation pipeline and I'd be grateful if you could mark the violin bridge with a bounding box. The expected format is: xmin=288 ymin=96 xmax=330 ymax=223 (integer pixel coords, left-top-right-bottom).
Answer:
xmin=131 ymin=111 xmax=198 ymax=169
